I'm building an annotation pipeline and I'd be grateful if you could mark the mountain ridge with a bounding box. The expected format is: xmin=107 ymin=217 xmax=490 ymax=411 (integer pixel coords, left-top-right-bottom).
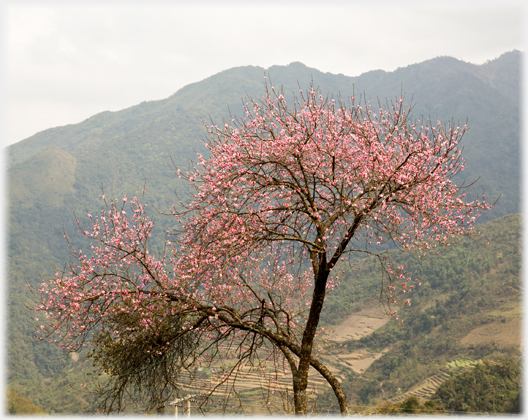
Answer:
xmin=8 ymin=50 xmax=520 ymax=168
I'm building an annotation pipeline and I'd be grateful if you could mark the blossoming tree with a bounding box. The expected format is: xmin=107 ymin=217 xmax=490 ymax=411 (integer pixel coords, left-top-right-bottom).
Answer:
xmin=35 ymin=84 xmax=490 ymax=415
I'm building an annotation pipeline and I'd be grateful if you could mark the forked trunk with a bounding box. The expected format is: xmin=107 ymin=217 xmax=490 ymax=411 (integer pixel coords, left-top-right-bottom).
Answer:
xmin=292 ymin=355 xmax=350 ymax=415
xmin=290 ymin=266 xmax=350 ymax=415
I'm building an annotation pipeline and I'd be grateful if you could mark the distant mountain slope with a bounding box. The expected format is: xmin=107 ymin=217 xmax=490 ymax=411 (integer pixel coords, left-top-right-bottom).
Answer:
xmin=8 ymin=51 xmax=520 ymax=220
xmin=6 ymin=50 xmax=521 ymax=414
xmin=9 ymin=146 xmax=77 ymax=208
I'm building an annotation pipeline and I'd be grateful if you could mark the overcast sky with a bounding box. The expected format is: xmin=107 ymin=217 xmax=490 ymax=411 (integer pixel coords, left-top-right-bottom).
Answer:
xmin=1 ymin=1 xmax=525 ymax=148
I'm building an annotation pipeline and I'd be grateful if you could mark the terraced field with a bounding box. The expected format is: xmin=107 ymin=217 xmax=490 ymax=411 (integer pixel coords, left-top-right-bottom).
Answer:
xmin=170 ymin=361 xmax=328 ymax=414
xmin=388 ymin=359 xmax=483 ymax=403
xmin=171 ymin=309 xmax=392 ymax=405
xmin=173 ymin=357 xmax=336 ymax=399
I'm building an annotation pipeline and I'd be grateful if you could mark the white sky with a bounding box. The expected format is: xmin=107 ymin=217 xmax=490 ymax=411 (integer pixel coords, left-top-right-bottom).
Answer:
xmin=0 ymin=0 xmax=525 ymax=148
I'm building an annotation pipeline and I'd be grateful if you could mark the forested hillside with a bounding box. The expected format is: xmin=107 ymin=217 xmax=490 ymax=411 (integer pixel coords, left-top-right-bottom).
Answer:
xmin=317 ymin=213 xmax=521 ymax=413
xmin=6 ymin=50 xmax=521 ymax=414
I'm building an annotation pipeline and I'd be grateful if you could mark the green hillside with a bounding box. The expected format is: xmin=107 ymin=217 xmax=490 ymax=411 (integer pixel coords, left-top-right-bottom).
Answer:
xmin=316 ymin=213 xmax=521 ymax=412
xmin=432 ymin=358 xmax=521 ymax=413
xmin=6 ymin=51 xmax=521 ymax=414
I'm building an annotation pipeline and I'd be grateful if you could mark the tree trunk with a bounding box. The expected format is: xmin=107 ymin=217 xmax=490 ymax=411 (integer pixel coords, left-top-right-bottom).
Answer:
xmin=293 ymin=375 xmax=309 ymax=415
xmin=292 ymin=352 xmax=350 ymax=415
xmin=292 ymin=266 xmax=342 ymax=415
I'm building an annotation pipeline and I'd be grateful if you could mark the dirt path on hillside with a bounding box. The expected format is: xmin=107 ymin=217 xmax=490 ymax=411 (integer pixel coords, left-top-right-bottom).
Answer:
xmin=327 ymin=312 xmax=390 ymax=342
xmin=460 ymin=317 xmax=521 ymax=348
xmin=321 ymin=307 xmax=393 ymax=375
xmin=324 ymin=348 xmax=390 ymax=374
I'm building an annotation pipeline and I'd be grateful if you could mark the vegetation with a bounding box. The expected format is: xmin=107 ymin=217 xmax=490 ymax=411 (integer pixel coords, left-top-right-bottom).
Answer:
xmin=7 ymin=51 xmax=521 ymax=414
xmin=315 ymin=213 xmax=521 ymax=412
xmin=432 ymin=358 xmax=521 ymax=413
xmin=6 ymin=390 xmax=46 ymax=415
xmin=371 ymin=396 xmax=443 ymax=414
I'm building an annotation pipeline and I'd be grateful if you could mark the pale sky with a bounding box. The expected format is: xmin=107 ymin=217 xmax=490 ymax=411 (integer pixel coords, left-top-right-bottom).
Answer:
xmin=1 ymin=0 xmax=525 ymax=148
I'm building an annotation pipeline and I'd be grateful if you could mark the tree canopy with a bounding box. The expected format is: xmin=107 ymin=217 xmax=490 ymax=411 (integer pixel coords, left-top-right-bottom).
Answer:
xmin=34 ymin=83 xmax=491 ymax=414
